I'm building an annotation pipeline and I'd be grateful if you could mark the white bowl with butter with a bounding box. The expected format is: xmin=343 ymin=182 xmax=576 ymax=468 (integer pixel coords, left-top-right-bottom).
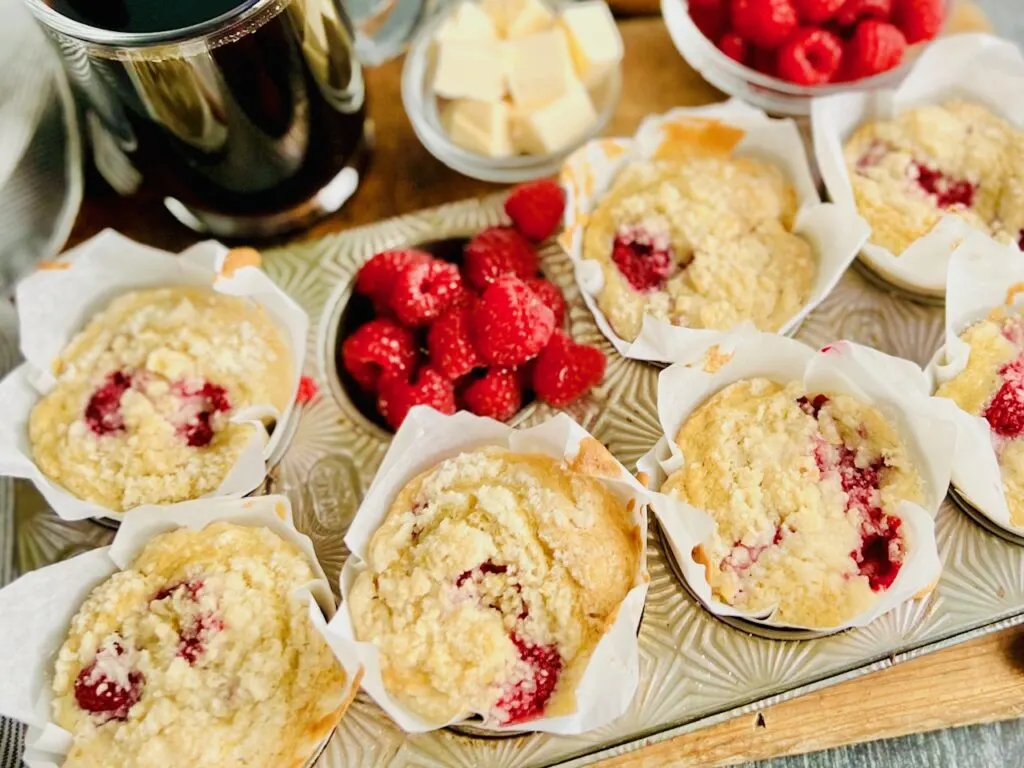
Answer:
xmin=402 ymin=0 xmax=623 ymax=183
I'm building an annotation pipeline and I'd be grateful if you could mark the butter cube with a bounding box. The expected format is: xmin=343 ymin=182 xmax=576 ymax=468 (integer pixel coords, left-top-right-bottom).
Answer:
xmin=435 ymin=2 xmax=497 ymax=43
xmin=505 ymin=0 xmax=556 ymax=39
xmin=560 ymin=1 xmax=623 ymax=87
xmin=433 ymin=40 xmax=507 ymax=103
xmin=515 ymin=84 xmax=597 ymax=155
xmin=506 ymin=28 xmax=577 ymax=107
xmin=443 ymin=99 xmax=513 ymax=158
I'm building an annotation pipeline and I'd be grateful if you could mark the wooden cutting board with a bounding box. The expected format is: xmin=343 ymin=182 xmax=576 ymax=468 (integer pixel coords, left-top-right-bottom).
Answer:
xmin=65 ymin=4 xmax=1024 ymax=766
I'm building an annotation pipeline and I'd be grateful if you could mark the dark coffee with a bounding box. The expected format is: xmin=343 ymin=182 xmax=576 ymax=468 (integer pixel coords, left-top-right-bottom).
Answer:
xmin=47 ymin=0 xmax=244 ymax=34
xmin=45 ymin=0 xmax=368 ymax=230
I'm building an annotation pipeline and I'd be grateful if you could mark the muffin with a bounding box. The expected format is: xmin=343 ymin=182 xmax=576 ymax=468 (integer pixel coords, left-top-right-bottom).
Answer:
xmin=52 ymin=522 xmax=350 ymax=768
xmin=347 ymin=444 xmax=642 ymax=726
xmin=935 ymin=306 xmax=1024 ymax=529
xmin=582 ymin=153 xmax=815 ymax=341
xmin=844 ymin=100 xmax=1024 ymax=256
xmin=662 ymin=378 xmax=924 ymax=627
xmin=29 ymin=286 xmax=293 ymax=511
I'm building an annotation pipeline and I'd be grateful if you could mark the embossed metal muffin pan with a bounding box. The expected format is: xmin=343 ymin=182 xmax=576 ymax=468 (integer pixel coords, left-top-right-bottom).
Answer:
xmin=5 ymin=195 xmax=1024 ymax=768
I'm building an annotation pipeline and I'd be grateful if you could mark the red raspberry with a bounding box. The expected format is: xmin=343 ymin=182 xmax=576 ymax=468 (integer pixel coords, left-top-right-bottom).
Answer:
xmin=377 ymin=367 xmax=456 ymax=430
xmin=74 ymin=643 xmax=144 ymax=722
xmin=495 ymin=635 xmax=563 ymax=724
xmin=984 ymin=379 xmax=1024 ymax=439
xmin=911 ymin=163 xmax=975 ymax=208
xmin=794 ymin=0 xmax=844 ymax=23
xmin=853 ymin=512 xmax=903 ymax=591
xmin=690 ymin=0 xmax=729 ymax=41
xmin=427 ymin=306 xmax=483 ymax=379
xmin=463 ymin=227 xmax=539 ymax=290
xmin=892 ymin=0 xmax=942 ymax=42
xmin=172 ymin=381 xmax=231 ymax=448
xmin=462 ymin=368 xmax=523 ymax=421
xmin=835 ymin=0 xmax=892 ymax=26
xmin=470 ymin=276 xmax=555 ymax=367
xmin=504 ymin=180 xmax=566 ymax=242
xmin=730 ymin=0 xmax=799 ymax=50
xmin=611 ymin=226 xmax=675 ymax=293
xmin=844 ymin=20 xmax=906 ymax=80
xmin=296 ymin=375 xmax=319 ymax=405
xmin=355 ymin=249 xmax=432 ymax=307
xmin=751 ymin=45 xmax=779 ymax=74
xmin=532 ymin=330 xmax=607 ymax=408
xmin=525 ymin=278 xmax=566 ymax=328
xmin=719 ymin=33 xmax=750 ymax=64
xmin=389 ymin=260 xmax=464 ymax=327
xmin=341 ymin=319 xmax=418 ymax=393
xmin=776 ymin=27 xmax=843 ymax=84
xmin=84 ymin=370 xmax=133 ymax=436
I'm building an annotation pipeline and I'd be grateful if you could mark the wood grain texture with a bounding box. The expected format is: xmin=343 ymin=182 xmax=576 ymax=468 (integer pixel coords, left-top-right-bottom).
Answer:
xmin=62 ymin=4 xmax=1022 ymax=767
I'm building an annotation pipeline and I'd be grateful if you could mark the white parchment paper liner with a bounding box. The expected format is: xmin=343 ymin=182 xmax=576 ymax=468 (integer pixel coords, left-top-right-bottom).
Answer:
xmin=812 ymin=34 xmax=1024 ymax=298
xmin=322 ymin=406 xmax=651 ymax=734
xmin=558 ymin=98 xmax=869 ymax=364
xmin=637 ymin=333 xmax=956 ymax=632
xmin=927 ymin=230 xmax=1024 ymax=535
xmin=0 ymin=229 xmax=309 ymax=522
xmin=0 ymin=494 xmax=360 ymax=768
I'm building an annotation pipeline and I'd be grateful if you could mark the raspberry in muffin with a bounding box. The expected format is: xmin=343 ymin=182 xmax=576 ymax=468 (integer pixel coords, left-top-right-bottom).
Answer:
xmin=844 ymin=100 xmax=1024 ymax=256
xmin=28 ymin=287 xmax=293 ymax=511
xmin=662 ymin=378 xmax=924 ymax=628
xmin=582 ymin=155 xmax=815 ymax=342
xmin=347 ymin=443 xmax=642 ymax=726
xmin=52 ymin=522 xmax=350 ymax=768
xmin=935 ymin=306 xmax=1024 ymax=529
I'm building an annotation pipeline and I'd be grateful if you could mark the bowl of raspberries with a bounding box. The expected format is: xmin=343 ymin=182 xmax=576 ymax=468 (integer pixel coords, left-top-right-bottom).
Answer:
xmin=334 ymin=180 xmax=607 ymax=432
xmin=662 ymin=0 xmax=950 ymax=115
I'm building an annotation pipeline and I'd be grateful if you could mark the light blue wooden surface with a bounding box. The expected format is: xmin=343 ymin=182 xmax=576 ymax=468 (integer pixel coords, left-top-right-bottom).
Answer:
xmin=756 ymin=4 xmax=1024 ymax=766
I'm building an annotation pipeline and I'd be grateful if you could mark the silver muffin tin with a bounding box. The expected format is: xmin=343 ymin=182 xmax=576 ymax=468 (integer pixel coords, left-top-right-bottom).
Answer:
xmin=5 ymin=195 xmax=1024 ymax=768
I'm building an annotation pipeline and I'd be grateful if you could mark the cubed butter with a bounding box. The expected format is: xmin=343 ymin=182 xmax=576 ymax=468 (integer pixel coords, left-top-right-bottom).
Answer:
xmin=443 ymin=99 xmax=513 ymax=158
xmin=560 ymin=1 xmax=623 ymax=86
xmin=433 ymin=40 xmax=507 ymax=103
xmin=514 ymin=84 xmax=597 ymax=155
xmin=504 ymin=0 xmax=555 ymax=39
xmin=506 ymin=28 xmax=577 ymax=107
xmin=435 ymin=1 xmax=497 ymax=43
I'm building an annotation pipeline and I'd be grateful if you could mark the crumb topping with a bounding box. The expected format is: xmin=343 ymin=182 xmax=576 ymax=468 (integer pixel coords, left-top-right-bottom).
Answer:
xmin=844 ymin=100 xmax=1024 ymax=256
xmin=347 ymin=447 xmax=640 ymax=726
xmin=52 ymin=523 xmax=347 ymax=768
xmin=662 ymin=379 xmax=924 ymax=627
xmin=582 ymin=157 xmax=815 ymax=341
xmin=29 ymin=287 xmax=293 ymax=511
xmin=935 ymin=308 xmax=1024 ymax=528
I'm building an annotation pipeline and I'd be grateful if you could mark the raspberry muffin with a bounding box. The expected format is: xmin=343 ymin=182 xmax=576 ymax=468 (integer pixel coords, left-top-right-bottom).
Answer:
xmin=51 ymin=522 xmax=350 ymax=768
xmin=935 ymin=307 xmax=1024 ymax=529
xmin=844 ymin=100 xmax=1024 ymax=256
xmin=582 ymin=155 xmax=815 ymax=341
xmin=347 ymin=443 xmax=642 ymax=726
xmin=662 ymin=378 xmax=924 ymax=628
xmin=29 ymin=287 xmax=293 ymax=511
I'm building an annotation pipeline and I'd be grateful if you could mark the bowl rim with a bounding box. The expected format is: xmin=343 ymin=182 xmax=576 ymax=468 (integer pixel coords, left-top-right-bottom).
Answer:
xmin=400 ymin=0 xmax=622 ymax=172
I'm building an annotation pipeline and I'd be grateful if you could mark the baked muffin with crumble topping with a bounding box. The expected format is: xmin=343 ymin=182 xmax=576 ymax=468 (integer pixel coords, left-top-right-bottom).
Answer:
xmin=582 ymin=156 xmax=815 ymax=341
xmin=52 ymin=522 xmax=350 ymax=768
xmin=844 ymin=100 xmax=1024 ymax=256
xmin=662 ymin=378 xmax=924 ymax=628
xmin=935 ymin=306 xmax=1024 ymax=529
xmin=347 ymin=445 xmax=642 ymax=727
xmin=28 ymin=286 xmax=293 ymax=512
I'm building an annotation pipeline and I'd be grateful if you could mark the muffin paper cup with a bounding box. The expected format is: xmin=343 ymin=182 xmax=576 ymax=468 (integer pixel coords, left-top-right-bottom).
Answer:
xmin=558 ymin=98 xmax=870 ymax=364
xmin=322 ymin=407 xmax=652 ymax=735
xmin=812 ymin=33 xmax=1024 ymax=298
xmin=0 ymin=495 xmax=361 ymax=768
xmin=0 ymin=229 xmax=309 ymax=522
xmin=927 ymin=230 xmax=1024 ymax=535
xmin=637 ymin=333 xmax=956 ymax=632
